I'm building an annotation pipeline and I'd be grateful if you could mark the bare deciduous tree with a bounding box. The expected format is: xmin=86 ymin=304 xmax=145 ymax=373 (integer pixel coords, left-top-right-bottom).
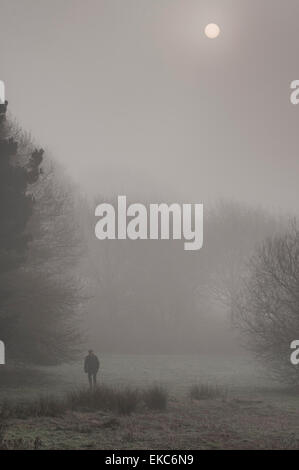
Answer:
xmin=233 ymin=221 xmax=299 ymax=384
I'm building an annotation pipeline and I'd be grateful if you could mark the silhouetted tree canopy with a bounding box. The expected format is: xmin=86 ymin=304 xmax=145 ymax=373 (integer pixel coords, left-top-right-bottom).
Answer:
xmin=0 ymin=100 xmax=84 ymax=365
xmin=0 ymin=109 xmax=43 ymax=274
xmin=0 ymin=103 xmax=43 ymax=342
xmin=233 ymin=222 xmax=299 ymax=384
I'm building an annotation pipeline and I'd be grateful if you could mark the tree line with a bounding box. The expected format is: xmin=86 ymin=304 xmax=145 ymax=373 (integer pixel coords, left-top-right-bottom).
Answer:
xmin=0 ymin=102 xmax=84 ymax=365
xmin=1 ymin=97 xmax=299 ymax=385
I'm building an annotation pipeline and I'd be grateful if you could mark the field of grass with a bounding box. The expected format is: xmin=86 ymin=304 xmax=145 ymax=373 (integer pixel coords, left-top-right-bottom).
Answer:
xmin=0 ymin=353 xmax=275 ymax=401
xmin=0 ymin=354 xmax=299 ymax=449
xmin=2 ymin=388 xmax=299 ymax=449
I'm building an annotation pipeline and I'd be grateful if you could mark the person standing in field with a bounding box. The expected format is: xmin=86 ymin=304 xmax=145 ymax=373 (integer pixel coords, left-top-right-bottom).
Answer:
xmin=84 ymin=350 xmax=100 ymax=390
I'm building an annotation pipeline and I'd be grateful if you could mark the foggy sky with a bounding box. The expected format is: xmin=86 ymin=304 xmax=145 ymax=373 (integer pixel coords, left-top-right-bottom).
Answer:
xmin=1 ymin=0 xmax=298 ymax=213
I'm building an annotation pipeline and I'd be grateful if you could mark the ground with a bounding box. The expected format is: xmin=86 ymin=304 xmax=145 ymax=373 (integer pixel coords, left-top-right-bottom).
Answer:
xmin=4 ymin=391 xmax=299 ymax=449
xmin=1 ymin=354 xmax=299 ymax=449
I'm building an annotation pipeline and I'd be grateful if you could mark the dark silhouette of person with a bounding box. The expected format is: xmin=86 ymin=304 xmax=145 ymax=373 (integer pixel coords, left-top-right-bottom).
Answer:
xmin=84 ymin=350 xmax=100 ymax=390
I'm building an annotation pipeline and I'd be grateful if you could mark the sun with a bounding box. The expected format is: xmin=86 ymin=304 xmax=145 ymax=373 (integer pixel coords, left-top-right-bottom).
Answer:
xmin=204 ymin=23 xmax=220 ymax=39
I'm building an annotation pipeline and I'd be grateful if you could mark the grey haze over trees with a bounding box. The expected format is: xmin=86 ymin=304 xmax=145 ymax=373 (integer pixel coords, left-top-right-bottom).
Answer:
xmin=0 ymin=102 xmax=85 ymax=365
xmin=82 ymin=197 xmax=279 ymax=354
xmin=203 ymin=202 xmax=281 ymax=309
xmin=0 ymin=101 xmax=289 ymax=365
xmin=82 ymin=196 xmax=199 ymax=353
xmin=0 ymin=95 xmax=284 ymax=364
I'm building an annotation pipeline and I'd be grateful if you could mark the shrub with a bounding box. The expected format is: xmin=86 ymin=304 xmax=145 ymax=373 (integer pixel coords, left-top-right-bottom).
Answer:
xmin=67 ymin=386 xmax=116 ymax=411
xmin=67 ymin=386 xmax=139 ymax=415
xmin=0 ymin=383 xmax=169 ymax=419
xmin=143 ymin=386 xmax=168 ymax=410
xmin=24 ymin=395 xmax=67 ymax=417
xmin=0 ymin=395 xmax=66 ymax=419
xmin=114 ymin=388 xmax=139 ymax=415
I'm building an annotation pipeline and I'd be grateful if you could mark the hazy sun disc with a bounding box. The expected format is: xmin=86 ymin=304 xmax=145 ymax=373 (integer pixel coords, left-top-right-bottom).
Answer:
xmin=205 ymin=23 xmax=220 ymax=39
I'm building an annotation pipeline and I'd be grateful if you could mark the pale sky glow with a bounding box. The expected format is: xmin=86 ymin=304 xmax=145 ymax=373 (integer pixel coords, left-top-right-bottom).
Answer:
xmin=0 ymin=0 xmax=299 ymax=214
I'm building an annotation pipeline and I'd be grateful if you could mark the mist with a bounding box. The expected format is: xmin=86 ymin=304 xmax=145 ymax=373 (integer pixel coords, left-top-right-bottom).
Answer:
xmin=1 ymin=0 xmax=299 ymax=450
xmin=1 ymin=0 xmax=297 ymax=354
xmin=0 ymin=0 xmax=298 ymax=212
